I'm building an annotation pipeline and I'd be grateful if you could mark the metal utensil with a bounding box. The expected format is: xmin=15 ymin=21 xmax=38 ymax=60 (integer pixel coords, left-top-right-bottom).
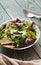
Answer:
xmin=23 ymin=9 xmax=41 ymax=20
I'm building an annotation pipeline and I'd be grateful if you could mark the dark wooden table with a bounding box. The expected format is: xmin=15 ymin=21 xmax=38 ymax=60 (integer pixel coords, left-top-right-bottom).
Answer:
xmin=0 ymin=0 xmax=41 ymax=61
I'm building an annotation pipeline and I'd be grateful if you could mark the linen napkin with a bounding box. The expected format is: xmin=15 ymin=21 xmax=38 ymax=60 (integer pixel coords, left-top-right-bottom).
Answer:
xmin=0 ymin=53 xmax=41 ymax=65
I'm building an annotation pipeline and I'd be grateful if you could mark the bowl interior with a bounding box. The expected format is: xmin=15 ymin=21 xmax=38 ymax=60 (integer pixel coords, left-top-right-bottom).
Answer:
xmin=0 ymin=19 xmax=40 ymax=50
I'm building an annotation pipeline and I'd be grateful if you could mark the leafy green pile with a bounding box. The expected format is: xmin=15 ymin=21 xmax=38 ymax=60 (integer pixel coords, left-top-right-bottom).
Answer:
xmin=6 ymin=21 xmax=36 ymax=48
xmin=0 ymin=19 xmax=36 ymax=48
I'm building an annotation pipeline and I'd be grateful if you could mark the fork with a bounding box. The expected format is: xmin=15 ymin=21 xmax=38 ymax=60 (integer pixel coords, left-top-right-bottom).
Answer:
xmin=23 ymin=9 xmax=41 ymax=20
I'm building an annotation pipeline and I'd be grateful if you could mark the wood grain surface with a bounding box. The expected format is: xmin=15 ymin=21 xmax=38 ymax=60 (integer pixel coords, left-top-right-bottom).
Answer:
xmin=0 ymin=0 xmax=41 ymax=60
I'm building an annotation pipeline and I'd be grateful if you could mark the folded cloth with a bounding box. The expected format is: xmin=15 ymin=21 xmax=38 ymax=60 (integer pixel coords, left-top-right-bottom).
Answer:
xmin=0 ymin=54 xmax=41 ymax=65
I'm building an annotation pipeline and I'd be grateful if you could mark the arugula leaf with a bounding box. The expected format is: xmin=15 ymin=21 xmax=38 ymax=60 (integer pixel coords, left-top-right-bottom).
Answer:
xmin=0 ymin=33 xmax=4 ymax=39
xmin=11 ymin=35 xmax=16 ymax=41
xmin=21 ymin=23 xmax=28 ymax=30
xmin=27 ymin=32 xmax=31 ymax=38
xmin=28 ymin=25 xmax=35 ymax=32
xmin=0 ymin=27 xmax=3 ymax=31
xmin=30 ymin=31 xmax=36 ymax=39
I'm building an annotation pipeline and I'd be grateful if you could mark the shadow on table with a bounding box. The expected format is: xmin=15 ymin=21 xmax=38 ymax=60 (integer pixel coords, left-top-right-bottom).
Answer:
xmin=0 ymin=46 xmax=39 ymax=60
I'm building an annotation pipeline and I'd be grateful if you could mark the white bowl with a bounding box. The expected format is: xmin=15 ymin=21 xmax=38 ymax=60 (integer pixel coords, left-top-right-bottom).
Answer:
xmin=1 ymin=19 xmax=40 ymax=50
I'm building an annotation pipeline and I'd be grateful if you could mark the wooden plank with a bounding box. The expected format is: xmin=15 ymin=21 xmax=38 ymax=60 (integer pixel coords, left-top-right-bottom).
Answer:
xmin=0 ymin=46 xmax=39 ymax=60
xmin=0 ymin=0 xmax=41 ymax=59
xmin=0 ymin=3 xmax=10 ymax=24
xmin=33 ymin=0 xmax=41 ymax=9
xmin=0 ymin=0 xmax=41 ymax=26
xmin=33 ymin=43 xmax=41 ymax=58
xmin=15 ymin=0 xmax=26 ymax=8
xmin=0 ymin=3 xmax=14 ymax=20
xmin=0 ymin=0 xmax=40 ymax=21
xmin=0 ymin=0 xmax=26 ymax=19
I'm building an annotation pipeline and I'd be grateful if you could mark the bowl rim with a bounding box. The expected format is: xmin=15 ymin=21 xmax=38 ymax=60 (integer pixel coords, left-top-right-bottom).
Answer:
xmin=0 ymin=19 xmax=40 ymax=50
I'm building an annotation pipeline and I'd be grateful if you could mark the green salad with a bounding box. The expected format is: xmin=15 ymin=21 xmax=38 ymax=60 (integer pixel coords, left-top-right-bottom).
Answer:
xmin=0 ymin=19 xmax=36 ymax=48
